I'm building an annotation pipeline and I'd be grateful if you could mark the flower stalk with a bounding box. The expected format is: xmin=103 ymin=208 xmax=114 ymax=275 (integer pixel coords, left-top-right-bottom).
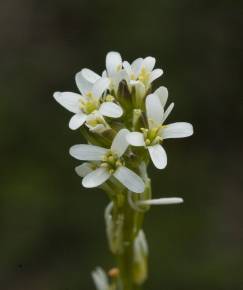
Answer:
xmin=112 ymin=191 xmax=146 ymax=290
xmin=53 ymin=51 xmax=193 ymax=290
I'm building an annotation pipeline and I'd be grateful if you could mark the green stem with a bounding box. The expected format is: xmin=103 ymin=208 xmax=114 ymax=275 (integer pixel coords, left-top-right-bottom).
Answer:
xmin=116 ymin=195 xmax=144 ymax=290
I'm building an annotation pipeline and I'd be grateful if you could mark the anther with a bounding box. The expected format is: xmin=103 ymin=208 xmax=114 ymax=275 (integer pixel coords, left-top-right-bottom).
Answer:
xmin=145 ymin=139 xmax=151 ymax=146
xmin=116 ymin=160 xmax=122 ymax=167
xmin=100 ymin=162 xmax=109 ymax=168
xmin=102 ymin=156 xmax=107 ymax=162
xmin=106 ymin=95 xmax=114 ymax=102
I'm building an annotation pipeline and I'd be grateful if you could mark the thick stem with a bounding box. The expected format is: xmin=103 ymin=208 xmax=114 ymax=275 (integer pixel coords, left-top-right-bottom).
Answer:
xmin=106 ymin=172 xmax=151 ymax=290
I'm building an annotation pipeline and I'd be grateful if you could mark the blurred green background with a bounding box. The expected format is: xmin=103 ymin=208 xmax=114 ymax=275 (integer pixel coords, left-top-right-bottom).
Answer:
xmin=1 ymin=0 xmax=242 ymax=289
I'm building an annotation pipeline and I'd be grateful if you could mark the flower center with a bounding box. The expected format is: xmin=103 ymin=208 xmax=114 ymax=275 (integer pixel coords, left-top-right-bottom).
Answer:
xmin=79 ymin=92 xmax=99 ymax=114
xmin=130 ymin=73 xmax=136 ymax=80
xmin=101 ymin=151 xmax=124 ymax=174
xmin=86 ymin=117 xmax=103 ymax=127
xmin=141 ymin=127 xmax=163 ymax=146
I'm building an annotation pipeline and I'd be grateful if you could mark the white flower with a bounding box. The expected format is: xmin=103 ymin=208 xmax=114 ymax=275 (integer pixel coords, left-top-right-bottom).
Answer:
xmin=76 ymin=51 xmax=122 ymax=84
xmin=76 ymin=52 xmax=164 ymax=95
xmin=70 ymin=129 xmax=145 ymax=193
xmin=76 ymin=51 xmax=129 ymax=95
xmin=85 ymin=111 xmax=110 ymax=134
xmin=126 ymin=93 xmax=193 ymax=169
xmin=123 ymin=56 xmax=163 ymax=89
xmin=53 ymin=77 xmax=123 ymax=130
xmin=92 ymin=267 xmax=109 ymax=290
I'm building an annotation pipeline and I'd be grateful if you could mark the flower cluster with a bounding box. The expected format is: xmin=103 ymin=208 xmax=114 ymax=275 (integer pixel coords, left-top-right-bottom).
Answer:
xmin=54 ymin=51 xmax=193 ymax=194
xmin=53 ymin=51 xmax=193 ymax=290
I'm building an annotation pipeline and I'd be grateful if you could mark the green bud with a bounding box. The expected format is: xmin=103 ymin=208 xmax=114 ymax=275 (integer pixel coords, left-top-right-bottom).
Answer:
xmin=133 ymin=230 xmax=148 ymax=285
xmin=105 ymin=202 xmax=124 ymax=255
xmin=117 ymin=80 xmax=132 ymax=110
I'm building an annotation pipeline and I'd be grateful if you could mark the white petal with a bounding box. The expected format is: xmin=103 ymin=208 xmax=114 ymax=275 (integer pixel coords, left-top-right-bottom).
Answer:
xmin=99 ymin=102 xmax=123 ymax=118
xmin=111 ymin=129 xmax=129 ymax=157
xmin=102 ymin=70 xmax=107 ymax=77
xmin=148 ymin=144 xmax=167 ymax=169
xmin=75 ymin=71 xmax=93 ymax=95
xmin=143 ymin=56 xmax=155 ymax=71
xmin=162 ymin=102 xmax=174 ymax=123
xmin=82 ymin=167 xmax=111 ymax=188
xmin=92 ymin=267 xmax=109 ymax=290
xmin=106 ymin=51 xmax=122 ymax=76
xmin=150 ymin=68 xmax=163 ymax=82
xmin=69 ymin=144 xmax=107 ymax=161
xmin=81 ymin=68 xmax=100 ymax=83
xmin=113 ymin=166 xmax=145 ymax=193
xmin=161 ymin=122 xmax=193 ymax=139
xmin=92 ymin=77 xmax=110 ymax=99
xmin=69 ymin=113 xmax=87 ymax=130
xmin=75 ymin=163 xmax=93 ymax=177
xmin=154 ymin=86 xmax=168 ymax=107
xmin=126 ymin=132 xmax=145 ymax=146
xmin=123 ymin=61 xmax=133 ymax=76
xmin=53 ymin=92 xmax=80 ymax=113
xmin=138 ymin=197 xmax=183 ymax=206
xmin=145 ymin=93 xmax=164 ymax=127
xmin=131 ymin=58 xmax=143 ymax=77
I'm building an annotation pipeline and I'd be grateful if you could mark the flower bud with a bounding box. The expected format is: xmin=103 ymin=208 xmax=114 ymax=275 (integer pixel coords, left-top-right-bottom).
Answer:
xmin=134 ymin=81 xmax=146 ymax=108
xmin=133 ymin=230 xmax=148 ymax=285
xmin=105 ymin=202 xmax=124 ymax=255
xmin=117 ymin=80 xmax=132 ymax=110
xmin=132 ymin=110 xmax=148 ymax=132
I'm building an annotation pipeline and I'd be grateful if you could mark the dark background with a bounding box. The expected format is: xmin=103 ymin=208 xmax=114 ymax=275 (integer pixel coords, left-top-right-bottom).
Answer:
xmin=1 ymin=1 xmax=243 ymax=289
